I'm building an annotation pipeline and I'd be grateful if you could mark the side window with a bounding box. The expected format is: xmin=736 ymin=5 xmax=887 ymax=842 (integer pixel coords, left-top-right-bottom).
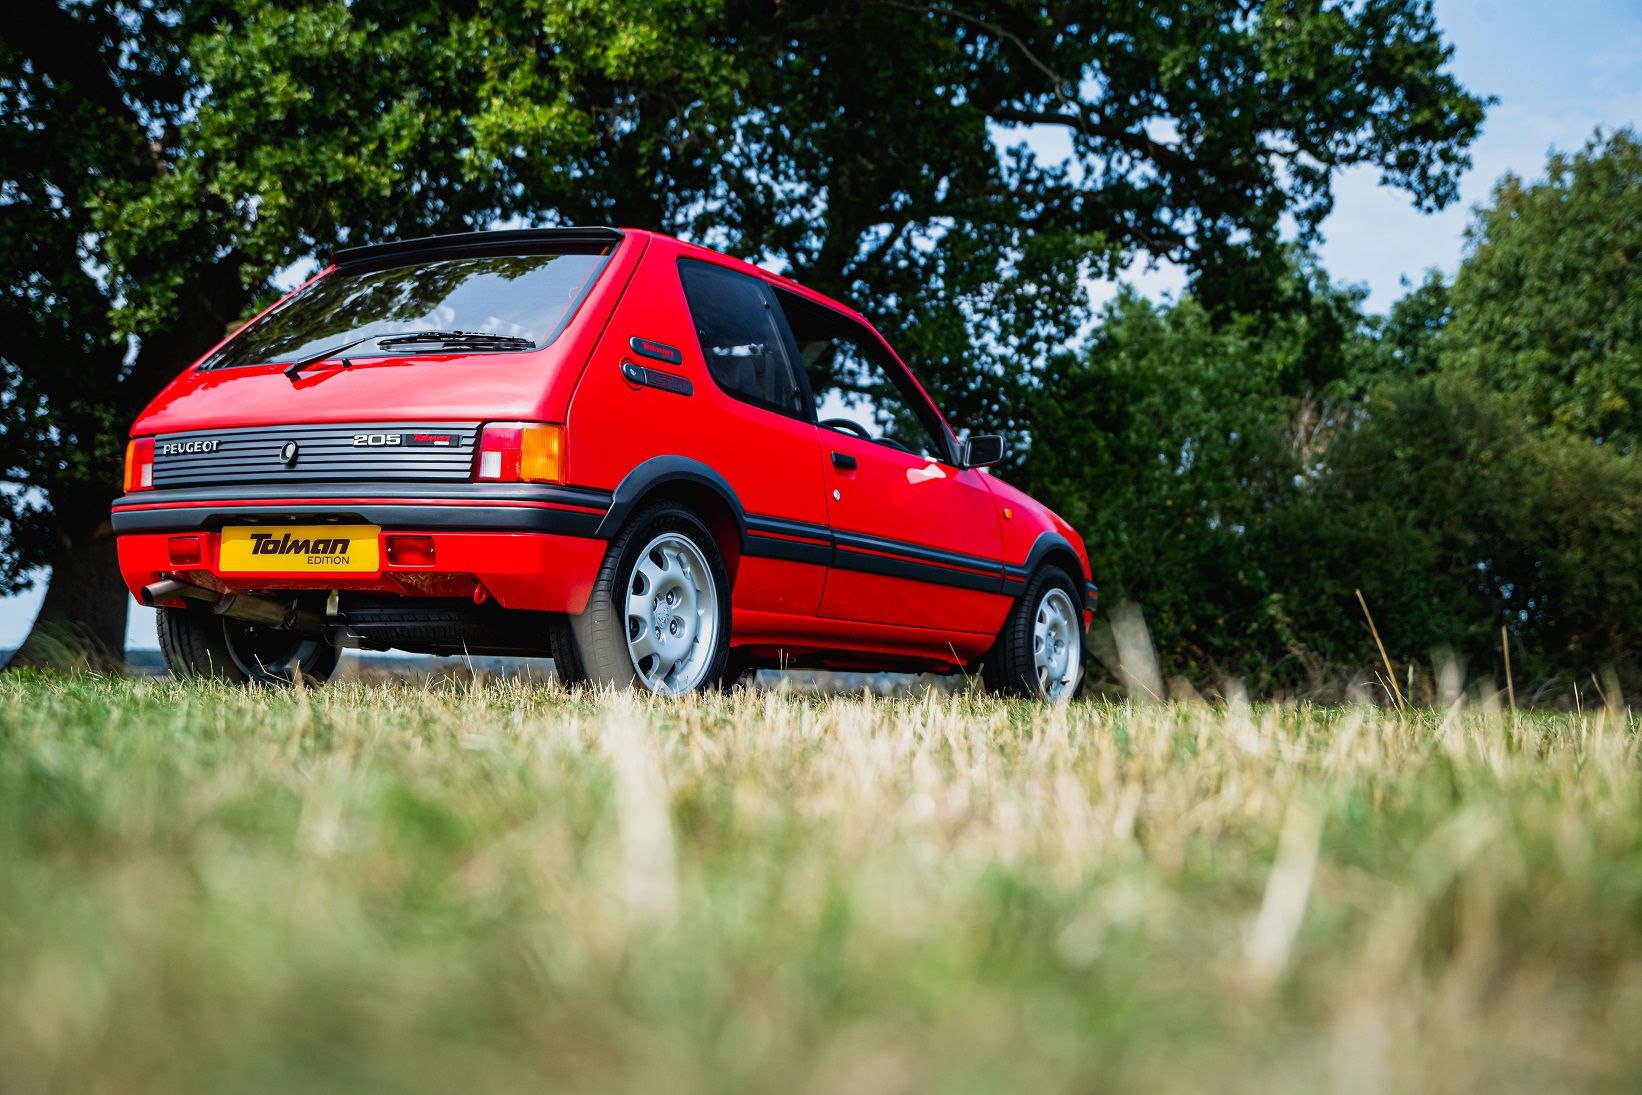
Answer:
xmin=774 ymin=288 xmax=951 ymax=462
xmin=677 ymin=260 xmax=807 ymax=417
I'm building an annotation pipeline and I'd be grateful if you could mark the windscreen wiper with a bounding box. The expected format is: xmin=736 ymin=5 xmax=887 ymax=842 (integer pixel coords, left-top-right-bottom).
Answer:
xmin=281 ymin=330 xmax=536 ymax=379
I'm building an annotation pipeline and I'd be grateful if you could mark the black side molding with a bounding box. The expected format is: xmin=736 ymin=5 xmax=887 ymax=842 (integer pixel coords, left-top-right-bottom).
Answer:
xmin=744 ymin=514 xmax=834 ymax=567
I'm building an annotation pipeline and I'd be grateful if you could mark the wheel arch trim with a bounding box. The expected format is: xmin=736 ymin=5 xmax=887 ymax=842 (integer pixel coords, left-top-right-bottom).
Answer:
xmin=595 ymin=456 xmax=748 ymax=544
xmin=1007 ymin=532 xmax=1097 ymax=612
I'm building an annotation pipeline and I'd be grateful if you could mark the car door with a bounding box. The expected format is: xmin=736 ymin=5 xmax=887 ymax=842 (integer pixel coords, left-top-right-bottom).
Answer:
xmin=671 ymin=259 xmax=834 ymax=617
xmin=769 ymin=287 xmax=1008 ymax=633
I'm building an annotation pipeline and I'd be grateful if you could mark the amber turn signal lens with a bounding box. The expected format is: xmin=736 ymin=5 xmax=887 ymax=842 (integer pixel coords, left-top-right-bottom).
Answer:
xmin=519 ymin=424 xmax=565 ymax=483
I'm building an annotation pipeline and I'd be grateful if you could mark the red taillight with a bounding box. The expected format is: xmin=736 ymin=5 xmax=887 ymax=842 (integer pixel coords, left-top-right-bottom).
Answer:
xmin=124 ymin=437 xmax=155 ymax=492
xmin=475 ymin=423 xmax=565 ymax=484
xmin=385 ymin=535 xmax=436 ymax=567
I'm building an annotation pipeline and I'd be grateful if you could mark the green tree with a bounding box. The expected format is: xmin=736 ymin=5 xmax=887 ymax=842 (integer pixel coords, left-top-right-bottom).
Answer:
xmin=1020 ymin=262 xmax=1375 ymax=685
xmin=1443 ymin=128 xmax=1642 ymax=447
xmin=3 ymin=0 xmax=731 ymax=666
xmin=3 ymin=0 xmax=1487 ymax=665
xmin=1270 ymin=378 xmax=1642 ymax=691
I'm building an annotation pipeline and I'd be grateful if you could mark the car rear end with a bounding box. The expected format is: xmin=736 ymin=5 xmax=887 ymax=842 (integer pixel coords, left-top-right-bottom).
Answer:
xmin=113 ymin=228 xmax=642 ymax=678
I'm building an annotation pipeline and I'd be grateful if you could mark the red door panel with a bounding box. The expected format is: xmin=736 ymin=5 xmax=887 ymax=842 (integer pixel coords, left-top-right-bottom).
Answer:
xmin=565 ymin=243 xmax=832 ymax=617
xmin=818 ymin=433 xmax=1008 ymax=632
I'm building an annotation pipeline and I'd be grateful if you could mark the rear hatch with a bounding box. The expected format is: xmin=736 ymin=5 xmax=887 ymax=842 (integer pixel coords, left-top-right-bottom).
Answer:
xmin=134 ymin=228 xmax=630 ymax=436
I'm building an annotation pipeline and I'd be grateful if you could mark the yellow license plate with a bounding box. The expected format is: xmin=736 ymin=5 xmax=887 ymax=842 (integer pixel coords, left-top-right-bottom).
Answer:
xmin=218 ymin=525 xmax=380 ymax=573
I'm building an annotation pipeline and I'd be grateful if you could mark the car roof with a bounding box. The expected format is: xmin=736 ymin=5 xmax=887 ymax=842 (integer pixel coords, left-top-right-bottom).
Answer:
xmin=654 ymin=233 xmax=873 ymax=326
xmin=328 ymin=226 xmax=873 ymax=328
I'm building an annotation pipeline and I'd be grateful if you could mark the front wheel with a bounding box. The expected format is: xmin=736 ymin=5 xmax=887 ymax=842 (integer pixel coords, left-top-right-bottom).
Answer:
xmin=157 ymin=604 xmax=340 ymax=685
xmin=569 ymin=503 xmax=731 ymax=695
xmin=981 ymin=566 xmax=1085 ymax=701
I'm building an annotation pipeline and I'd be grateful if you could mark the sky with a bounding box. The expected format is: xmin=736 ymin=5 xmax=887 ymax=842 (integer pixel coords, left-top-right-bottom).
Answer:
xmin=3 ymin=0 xmax=1639 ymax=652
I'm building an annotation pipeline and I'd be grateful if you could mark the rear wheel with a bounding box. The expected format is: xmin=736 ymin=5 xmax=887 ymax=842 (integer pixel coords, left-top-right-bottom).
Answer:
xmin=157 ymin=604 xmax=340 ymax=685
xmin=569 ymin=503 xmax=731 ymax=695
xmin=981 ymin=566 xmax=1084 ymax=701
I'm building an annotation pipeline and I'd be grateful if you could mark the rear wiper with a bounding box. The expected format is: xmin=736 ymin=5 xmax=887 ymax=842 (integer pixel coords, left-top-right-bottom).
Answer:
xmin=377 ymin=331 xmax=537 ymax=352
xmin=281 ymin=330 xmax=536 ymax=379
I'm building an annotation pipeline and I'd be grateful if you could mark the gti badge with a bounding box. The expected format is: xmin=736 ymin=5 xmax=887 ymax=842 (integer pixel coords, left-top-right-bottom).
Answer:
xmin=280 ymin=440 xmax=300 ymax=466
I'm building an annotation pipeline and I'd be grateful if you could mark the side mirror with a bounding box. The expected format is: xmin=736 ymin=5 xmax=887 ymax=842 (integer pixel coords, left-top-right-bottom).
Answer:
xmin=960 ymin=433 xmax=1005 ymax=469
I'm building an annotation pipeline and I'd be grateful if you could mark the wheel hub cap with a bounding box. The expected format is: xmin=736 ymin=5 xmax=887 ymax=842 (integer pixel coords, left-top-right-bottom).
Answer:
xmin=625 ymin=532 xmax=717 ymax=694
xmin=1032 ymin=587 xmax=1081 ymax=701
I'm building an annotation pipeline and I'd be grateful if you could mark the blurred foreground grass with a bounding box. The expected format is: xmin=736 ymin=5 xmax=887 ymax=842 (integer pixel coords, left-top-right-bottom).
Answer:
xmin=2 ymin=675 xmax=1640 ymax=1093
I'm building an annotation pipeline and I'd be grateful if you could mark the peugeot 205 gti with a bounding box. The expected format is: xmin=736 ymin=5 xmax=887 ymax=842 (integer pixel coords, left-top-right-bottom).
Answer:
xmin=113 ymin=228 xmax=1096 ymax=698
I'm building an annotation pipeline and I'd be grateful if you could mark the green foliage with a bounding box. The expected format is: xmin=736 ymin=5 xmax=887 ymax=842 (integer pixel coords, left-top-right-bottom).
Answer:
xmin=1018 ymin=133 xmax=1642 ymax=692
xmin=1020 ymin=261 xmax=1378 ymax=684
xmin=1443 ymin=128 xmax=1642 ymax=447
xmin=1268 ymin=379 xmax=1642 ymax=687
xmin=3 ymin=0 xmax=1487 ymax=661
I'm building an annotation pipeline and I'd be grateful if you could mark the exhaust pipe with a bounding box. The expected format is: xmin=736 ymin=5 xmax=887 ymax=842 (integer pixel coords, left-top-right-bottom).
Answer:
xmin=141 ymin=578 xmax=326 ymax=635
xmin=141 ymin=578 xmax=200 ymax=607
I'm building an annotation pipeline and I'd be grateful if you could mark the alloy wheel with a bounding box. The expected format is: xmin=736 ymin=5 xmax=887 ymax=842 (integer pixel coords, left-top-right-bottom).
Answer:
xmin=624 ymin=532 xmax=720 ymax=694
xmin=1032 ymin=586 xmax=1081 ymax=700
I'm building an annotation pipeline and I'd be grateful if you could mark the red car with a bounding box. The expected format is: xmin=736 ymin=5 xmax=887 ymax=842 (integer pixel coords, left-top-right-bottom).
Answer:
xmin=113 ymin=228 xmax=1095 ymax=698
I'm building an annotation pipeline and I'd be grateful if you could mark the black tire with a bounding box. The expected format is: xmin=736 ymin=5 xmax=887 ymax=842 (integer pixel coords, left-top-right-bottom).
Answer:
xmin=157 ymin=604 xmax=341 ymax=686
xmin=981 ymin=565 xmax=1085 ymax=700
xmin=567 ymin=502 xmax=732 ymax=694
xmin=547 ymin=614 xmax=590 ymax=687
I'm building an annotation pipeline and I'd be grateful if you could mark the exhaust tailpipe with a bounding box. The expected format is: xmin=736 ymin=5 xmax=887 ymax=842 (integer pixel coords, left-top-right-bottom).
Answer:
xmin=141 ymin=578 xmax=325 ymax=635
xmin=141 ymin=578 xmax=214 ymax=607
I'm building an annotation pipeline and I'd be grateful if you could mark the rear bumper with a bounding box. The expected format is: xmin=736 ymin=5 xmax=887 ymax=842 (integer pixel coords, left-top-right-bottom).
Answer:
xmin=112 ymin=485 xmax=613 ymax=614
xmin=110 ymin=482 xmax=613 ymax=534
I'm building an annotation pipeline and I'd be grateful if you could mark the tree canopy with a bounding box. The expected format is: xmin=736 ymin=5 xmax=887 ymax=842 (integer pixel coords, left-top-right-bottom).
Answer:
xmin=1019 ymin=129 xmax=1642 ymax=697
xmin=1443 ymin=129 xmax=1642 ymax=448
xmin=4 ymin=0 xmax=1488 ymax=666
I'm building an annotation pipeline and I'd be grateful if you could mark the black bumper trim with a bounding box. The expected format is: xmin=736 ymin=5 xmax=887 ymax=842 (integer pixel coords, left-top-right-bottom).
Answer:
xmin=113 ymin=482 xmax=614 ymax=509
xmin=111 ymin=484 xmax=1075 ymax=603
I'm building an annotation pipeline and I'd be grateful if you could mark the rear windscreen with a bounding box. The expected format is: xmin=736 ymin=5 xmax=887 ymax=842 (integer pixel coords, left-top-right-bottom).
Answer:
xmin=201 ymin=250 xmax=610 ymax=370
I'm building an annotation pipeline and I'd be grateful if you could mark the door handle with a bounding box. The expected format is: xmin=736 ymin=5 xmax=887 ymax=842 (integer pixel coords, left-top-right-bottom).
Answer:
xmin=831 ymin=451 xmax=857 ymax=470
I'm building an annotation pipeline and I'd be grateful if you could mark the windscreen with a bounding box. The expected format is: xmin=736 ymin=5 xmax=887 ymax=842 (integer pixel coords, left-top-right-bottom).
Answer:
xmin=202 ymin=250 xmax=609 ymax=370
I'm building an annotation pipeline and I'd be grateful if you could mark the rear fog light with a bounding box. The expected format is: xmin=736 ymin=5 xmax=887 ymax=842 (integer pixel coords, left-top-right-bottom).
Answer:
xmin=386 ymin=535 xmax=436 ymax=567
xmin=168 ymin=536 xmax=203 ymax=566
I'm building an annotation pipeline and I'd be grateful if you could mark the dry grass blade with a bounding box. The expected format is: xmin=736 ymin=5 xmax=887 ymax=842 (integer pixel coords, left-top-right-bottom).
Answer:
xmin=0 ymin=676 xmax=1637 ymax=1093
xmin=1356 ymin=588 xmax=1405 ymax=710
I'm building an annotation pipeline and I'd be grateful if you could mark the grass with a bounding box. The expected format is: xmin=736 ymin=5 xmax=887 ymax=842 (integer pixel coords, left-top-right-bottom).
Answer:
xmin=1 ymin=675 xmax=1640 ymax=1093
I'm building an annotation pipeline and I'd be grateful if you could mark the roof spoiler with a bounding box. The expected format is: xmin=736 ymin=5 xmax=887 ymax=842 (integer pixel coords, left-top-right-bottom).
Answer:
xmin=332 ymin=227 xmax=626 ymax=270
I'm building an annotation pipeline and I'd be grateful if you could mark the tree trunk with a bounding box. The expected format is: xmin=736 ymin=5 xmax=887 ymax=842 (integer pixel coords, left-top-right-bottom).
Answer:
xmin=6 ymin=505 xmax=128 ymax=673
